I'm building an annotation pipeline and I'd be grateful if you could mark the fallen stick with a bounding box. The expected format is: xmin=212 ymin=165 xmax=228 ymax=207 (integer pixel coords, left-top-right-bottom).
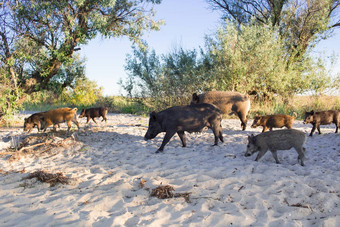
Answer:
xmin=18 ymin=142 xmax=47 ymax=152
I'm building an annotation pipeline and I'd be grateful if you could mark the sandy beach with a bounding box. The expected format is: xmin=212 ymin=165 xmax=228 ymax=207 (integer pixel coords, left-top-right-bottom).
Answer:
xmin=0 ymin=112 xmax=339 ymax=226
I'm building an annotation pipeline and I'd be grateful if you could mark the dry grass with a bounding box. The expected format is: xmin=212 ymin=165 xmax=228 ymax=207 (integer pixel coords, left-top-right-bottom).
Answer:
xmin=249 ymin=95 xmax=340 ymax=119
xmin=23 ymin=170 xmax=70 ymax=187
xmin=4 ymin=132 xmax=77 ymax=162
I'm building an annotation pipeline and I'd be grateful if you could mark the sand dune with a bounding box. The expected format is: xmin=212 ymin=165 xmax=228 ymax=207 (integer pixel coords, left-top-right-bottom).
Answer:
xmin=0 ymin=113 xmax=339 ymax=226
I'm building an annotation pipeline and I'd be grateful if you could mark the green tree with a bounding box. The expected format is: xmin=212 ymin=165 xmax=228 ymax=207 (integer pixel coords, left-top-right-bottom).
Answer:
xmin=207 ymin=20 xmax=331 ymax=99
xmin=61 ymin=77 xmax=103 ymax=106
xmin=122 ymin=46 xmax=213 ymax=109
xmin=123 ymin=46 xmax=162 ymax=98
xmin=206 ymin=0 xmax=340 ymax=65
xmin=1 ymin=0 xmax=163 ymax=94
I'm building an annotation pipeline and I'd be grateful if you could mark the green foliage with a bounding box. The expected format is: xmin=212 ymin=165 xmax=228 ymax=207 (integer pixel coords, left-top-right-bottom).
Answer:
xmin=0 ymin=73 xmax=24 ymax=125
xmin=1 ymin=0 xmax=163 ymax=94
xmin=207 ymin=20 xmax=333 ymax=99
xmin=60 ymin=77 xmax=103 ymax=106
xmin=22 ymin=77 xmax=103 ymax=111
xmin=122 ymin=46 xmax=213 ymax=110
xmin=206 ymin=0 xmax=340 ymax=63
xmin=96 ymin=96 xmax=151 ymax=115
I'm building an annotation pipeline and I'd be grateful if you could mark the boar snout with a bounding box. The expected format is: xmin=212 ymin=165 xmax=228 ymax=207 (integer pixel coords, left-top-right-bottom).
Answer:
xmin=245 ymin=152 xmax=252 ymax=157
xmin=144 ymin=131 xmax=157 ymax=140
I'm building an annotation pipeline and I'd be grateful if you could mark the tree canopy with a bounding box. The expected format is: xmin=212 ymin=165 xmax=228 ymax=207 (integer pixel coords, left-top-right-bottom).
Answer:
xmin=0 ymin=0 xmax=163 ymax=94
xmin=206 ymin=0 xmax=340 ymax=63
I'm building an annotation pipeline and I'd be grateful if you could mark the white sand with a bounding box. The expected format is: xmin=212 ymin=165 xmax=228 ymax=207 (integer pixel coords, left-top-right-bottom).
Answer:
xmin=0 ymin=113 xmax=339 ymax=226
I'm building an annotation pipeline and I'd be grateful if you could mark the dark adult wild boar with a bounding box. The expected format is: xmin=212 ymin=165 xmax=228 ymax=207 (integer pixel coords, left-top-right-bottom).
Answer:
xmin=40 ymin=107 xmax=80 ymax=132
xmin=245 ymin=129 xmax=306 ymax=166
xmin=144 ymin=103 xmax=224 ymax=153
xmin=251 ymin=114 xmax=295 ymax=132
xmin=191 ymin=91 xmax=250 ymax=130
xmin=24 ymin=112 xmax=60 ymax=133
xmin=303 ymin=110 xmax=340 ymax=136
xmin=79 ymin=107 xmax=108 ymax=124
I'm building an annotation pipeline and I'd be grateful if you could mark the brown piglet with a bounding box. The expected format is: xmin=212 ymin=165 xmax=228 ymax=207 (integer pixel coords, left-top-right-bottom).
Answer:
xmin=303 ymin=110 xmax=339 ymax=136
xmin=251 ymin=114 xmax=296 ymax=132
xmin=79 ymin=107 xmax=108 ymax=124
xmin=24 ymin=112 xmax=60 ymax=133
xmin=40 ymin=108 xmax=80 ymax=132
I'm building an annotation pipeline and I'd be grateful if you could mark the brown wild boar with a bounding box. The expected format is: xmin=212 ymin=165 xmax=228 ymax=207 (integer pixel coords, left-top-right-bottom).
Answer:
xmin=303 ymin=110 xmax=340 ymax=136
xmin=251 ymin=114 xmax=296 ymax=132
xmin=144 ymin=103 xmax=224 ymax=153
xmin=40 ymin=107 xmax=80 ymax=132
xmin=24 ymin=112 xmax=60 ymax=133
xmin=245 ymin=129 xmax=306 ymax=166
xmin=79 ymin=107 xmax=108 ymax=124
xmin=191 ymin=91 xmax=250 ymax=130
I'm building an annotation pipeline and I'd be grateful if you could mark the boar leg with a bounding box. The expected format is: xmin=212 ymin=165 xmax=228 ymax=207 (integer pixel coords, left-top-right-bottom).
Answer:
xmin=295 ymin=147 xmax=305 ymax=166
xmin=102 ymin=116 xmax=107 ymax=122
xmin=36 ymin=122 xmax=41 ymax=132
xmin=218 ymin=129 xmax=224 ymax=143
xmin=86 ymin=117 xmax=91 ymax=124
xmin=270 ymin=150 xmax=280 ymax=164
xmin=72 ymin=119 xmax=80 ymax=130
xmin=262 ymin=127 xmax=268 ymax=132
xmin=177 ymin=131 xmax=186 ymax=147
xmin=255 ymin=149 xmax=267 ymax=162
xmin=43 ymin=120 xmax=53 ymax=132
xmin=156 ymin=131 xmax=176 ymax=153
xmin=316 ymin=124 xmax=322 ymax=134
xmin=92 ymin=117 xmax=98 ymax=124
xmin=309 ymin=124 xmax=316 ymax=136
xmin=237 ymin=112 xmax=247 ymax=130
xmin=211 ymin=128 xmax=223 ymax=145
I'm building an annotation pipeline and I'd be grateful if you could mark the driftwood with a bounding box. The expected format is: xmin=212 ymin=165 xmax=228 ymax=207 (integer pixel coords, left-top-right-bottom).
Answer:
xmin=18 ymin=142 xmax=47 ymax=152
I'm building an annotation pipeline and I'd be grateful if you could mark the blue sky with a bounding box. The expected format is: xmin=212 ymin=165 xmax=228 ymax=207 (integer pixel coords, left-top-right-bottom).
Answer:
xmin=79 ymin=0 xmax=340 ymax=96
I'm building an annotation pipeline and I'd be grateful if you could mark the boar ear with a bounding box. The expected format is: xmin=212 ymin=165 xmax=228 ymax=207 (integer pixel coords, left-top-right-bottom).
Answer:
xmin=248 ymin=134 xmax=256 ymax=143
xmin=248 ymin=134 xmax=253 ymax=141
xmin=150 ymin=111 xmax=157 ymax=120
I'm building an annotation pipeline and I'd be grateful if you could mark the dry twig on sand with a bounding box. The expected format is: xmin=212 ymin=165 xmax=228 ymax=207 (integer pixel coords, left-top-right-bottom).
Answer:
xmin=24 ymin=170 xmax=70 ymax=187
xmin=150 ymin=185 xmax=191 ymax=203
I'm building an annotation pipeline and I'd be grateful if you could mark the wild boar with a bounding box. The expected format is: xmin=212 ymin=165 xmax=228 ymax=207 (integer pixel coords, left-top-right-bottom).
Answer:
xmin=24 ymin=112 xmax=44 ymax=133
xmin=144 ymin=103 xmax=224 ymax=153
xmin=24 ymin=112 xmax=60 ymax=133
xmin=251 ymin=114 xmax=295 ymax=132
xmin=79 ymin=107 xmax=108 ymax=124
xmin=191 ymin=91 xmax=250 ymax=130
xmin=303 ymin=110 xmax=340 ymax=136
xmin=40 ymin=107 xmax=80 ymax=132
xmin=245 ymin=129 xmax=306 ymax=166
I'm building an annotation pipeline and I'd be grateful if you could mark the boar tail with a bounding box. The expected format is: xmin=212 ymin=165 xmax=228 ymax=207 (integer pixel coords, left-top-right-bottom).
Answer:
xmin=292 ymin=112 xmax=298 ymax=118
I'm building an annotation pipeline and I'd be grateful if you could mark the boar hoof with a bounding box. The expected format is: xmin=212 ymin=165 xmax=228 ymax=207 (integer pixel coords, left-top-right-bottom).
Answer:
xmin=155 ymin=149 xmax=163 ymax=154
